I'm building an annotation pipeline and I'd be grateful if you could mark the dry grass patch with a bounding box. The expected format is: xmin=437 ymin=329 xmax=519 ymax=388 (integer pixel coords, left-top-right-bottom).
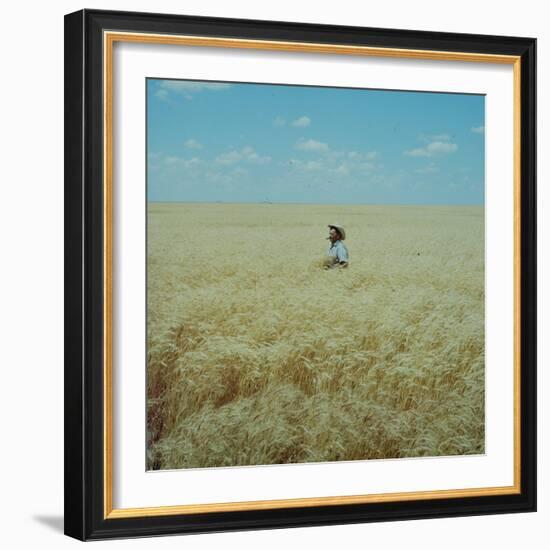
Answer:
xmin=146 ymin=203 xmax=484 ymax=470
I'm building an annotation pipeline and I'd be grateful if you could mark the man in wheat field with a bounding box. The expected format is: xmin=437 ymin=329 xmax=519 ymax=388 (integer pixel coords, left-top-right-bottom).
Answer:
xmin=324 ymin=224 xmax=349 ymax=269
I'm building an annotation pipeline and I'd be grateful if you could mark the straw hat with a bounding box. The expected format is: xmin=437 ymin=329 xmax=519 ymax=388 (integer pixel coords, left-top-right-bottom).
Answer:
xmin=328 ymin=224 xmax=346 ymax=240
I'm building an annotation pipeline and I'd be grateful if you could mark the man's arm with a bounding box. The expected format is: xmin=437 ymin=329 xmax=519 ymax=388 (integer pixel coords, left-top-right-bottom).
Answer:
xmin=336 ymin=245 xmax=349 ymax=267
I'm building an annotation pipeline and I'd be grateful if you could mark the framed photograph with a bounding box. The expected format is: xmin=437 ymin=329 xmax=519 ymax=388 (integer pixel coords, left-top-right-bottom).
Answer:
xmin=64 ymin=9 xmax=536 ymax=541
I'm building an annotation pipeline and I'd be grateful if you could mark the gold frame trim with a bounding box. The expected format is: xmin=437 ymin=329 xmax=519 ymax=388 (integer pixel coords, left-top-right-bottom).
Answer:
xmin=103 ymin=31 xmax=522 ymax=519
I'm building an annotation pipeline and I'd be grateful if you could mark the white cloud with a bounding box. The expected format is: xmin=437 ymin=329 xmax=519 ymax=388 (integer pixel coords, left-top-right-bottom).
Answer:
xmin=414 ymin=164 xmax=440 ymax=174
xmin=164 ymin=156 xmax=180 ymax=165
xmin=184 ymin=139 xmax=203 ymax=150
xmin=155 ymin=80 xmax=232 ymax=100
xmin=404 ymin=147 xmax=430 ymax=157
xmin=427 ymin=141 xmax=458 ymax=154
xmin=154 ymin=89 xmax=169 ymax=101
xmin=404 ymin=140 xmax=458 ymax=157
xmin=242 ymin=146 xmax=271 ymax=164
xmin=335 ymin=164 xmax=350 ymax=176
xmin=163 ymin=156 xmax=203 ymax=169
xmin=431 ymin=133 xmax=451 ymax=141
xmin=215 ymin=146 xmax=271 ymax=165
xmin=304 ymin=160 xmax=323 ymax=171
xmin=184 ymin=157 xmax=202 ymax=168
xmin=419 ymin=133 xmax=451 ymax=142
xmin=286 ymin=158 xmax=301 ymax=167
xmin=215 ymin=150 xmax=242 ymax=165
xmin=287 ymin=158 xmax=325 ymax=172
xmin=295 ymin=139 xmax=329 ymax=152
xmin=291 ymin=116 xmax=311 ymax=127
xmin=162 ymin=81 xmax=231 ymax=92
xmin=203 ymin=171 xmax=232 ymax=185
xmin=288 ymin=147 xmax=381 ymax=177
xmin=273 ymin=116 xmax=286 ymax=127
xmin=471 ymin=125 xmax=485 ymax=134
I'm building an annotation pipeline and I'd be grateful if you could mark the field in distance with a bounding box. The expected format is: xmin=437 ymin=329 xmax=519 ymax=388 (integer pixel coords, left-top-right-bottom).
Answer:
xmin=147 ymin=202 xmax=485 ymax=470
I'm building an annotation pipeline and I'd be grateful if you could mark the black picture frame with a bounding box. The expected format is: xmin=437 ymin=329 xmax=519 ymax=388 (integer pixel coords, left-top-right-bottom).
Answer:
xmin=64 ymin=8 xmax=536 ymax=541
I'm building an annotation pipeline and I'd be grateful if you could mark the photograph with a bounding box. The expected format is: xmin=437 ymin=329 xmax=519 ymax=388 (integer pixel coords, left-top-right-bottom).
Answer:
xmin=62 ymin=7 xmax=536 ymax=540
xmin=145 ymin=78 xmax=486 ymax=471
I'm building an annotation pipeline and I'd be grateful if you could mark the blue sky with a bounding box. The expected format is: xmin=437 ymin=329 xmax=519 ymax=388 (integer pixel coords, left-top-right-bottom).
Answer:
xmin=147 ymin=79 xmax=485 ymax=205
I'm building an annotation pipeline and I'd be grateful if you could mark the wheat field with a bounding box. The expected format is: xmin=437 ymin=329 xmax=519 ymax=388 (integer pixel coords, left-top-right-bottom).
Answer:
xmin=146 ymin=202 xmax=484 ymax=470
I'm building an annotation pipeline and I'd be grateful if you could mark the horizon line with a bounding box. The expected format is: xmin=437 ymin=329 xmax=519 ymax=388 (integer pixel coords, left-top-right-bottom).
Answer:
xmin=147 ymin=200 xmax=484 ymax=207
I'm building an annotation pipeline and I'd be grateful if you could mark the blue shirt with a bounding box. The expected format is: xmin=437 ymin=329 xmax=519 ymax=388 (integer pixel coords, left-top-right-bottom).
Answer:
xmin=327 ymin=240 xmax=349 ymax=263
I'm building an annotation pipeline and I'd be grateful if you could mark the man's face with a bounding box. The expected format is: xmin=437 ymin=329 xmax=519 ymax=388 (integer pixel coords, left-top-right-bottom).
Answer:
xmin=329 ymin=228 xmax=339 ymax=243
